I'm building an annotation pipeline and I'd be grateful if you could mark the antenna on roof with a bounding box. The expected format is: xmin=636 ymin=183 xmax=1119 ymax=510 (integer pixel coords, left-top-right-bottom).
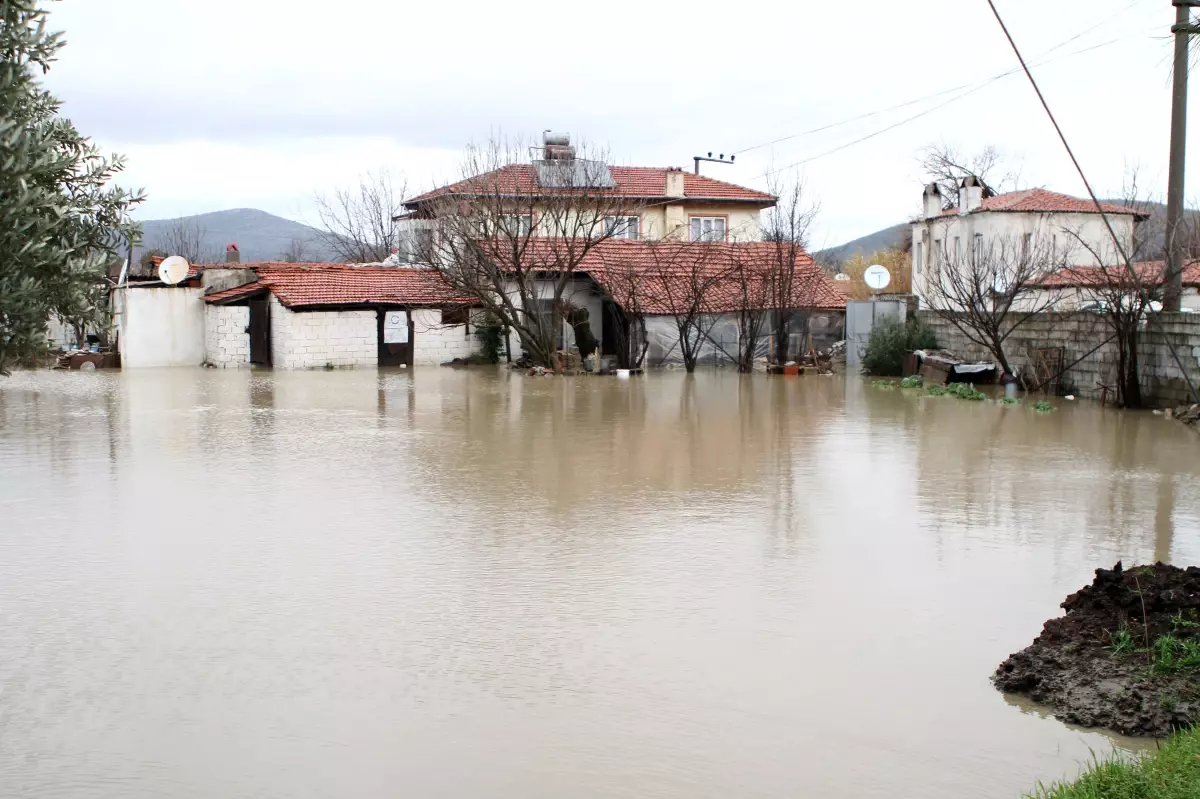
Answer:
xmin=693 ymin=151 xmax=735 ymax=175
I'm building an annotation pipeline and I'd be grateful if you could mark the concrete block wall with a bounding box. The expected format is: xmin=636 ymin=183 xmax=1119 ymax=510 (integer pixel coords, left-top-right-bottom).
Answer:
xmin=412 ymin=309 xmax=481 ymax=365
xmin=918 ymin=311 xmax=1200 ymax=406
xmin=204 ymin=304 xmax=251 ymax=368
xmin=269 ymin=296 xmax=377 ymax=369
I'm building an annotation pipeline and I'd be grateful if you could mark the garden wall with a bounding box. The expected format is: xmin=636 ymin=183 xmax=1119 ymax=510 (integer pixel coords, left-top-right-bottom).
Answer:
xmin=917 ymin=311 xmax=1200 ymax=406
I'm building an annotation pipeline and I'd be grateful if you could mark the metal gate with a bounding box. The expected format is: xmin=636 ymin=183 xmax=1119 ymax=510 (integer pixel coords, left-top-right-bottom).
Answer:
xmin=248 ymin=296 xmax=271 ymax=366
xmin=845 ymin=299 xmax=907 ymax=370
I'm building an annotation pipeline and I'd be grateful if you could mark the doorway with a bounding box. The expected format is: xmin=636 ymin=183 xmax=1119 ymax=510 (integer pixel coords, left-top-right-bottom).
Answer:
xmin=248 ymin=296 xmax=271 ymax=366
xmin=378 ymin=308 xmax=414 ymax=367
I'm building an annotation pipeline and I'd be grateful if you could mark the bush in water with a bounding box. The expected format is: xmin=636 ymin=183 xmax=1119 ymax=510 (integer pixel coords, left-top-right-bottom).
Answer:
xmin=861 ymin=317 xmax=938 ymax=377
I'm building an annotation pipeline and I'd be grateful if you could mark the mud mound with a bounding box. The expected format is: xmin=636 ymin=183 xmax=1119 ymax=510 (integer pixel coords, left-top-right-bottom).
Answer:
xmin=994 ymin=563 xmax=1200 ymax=738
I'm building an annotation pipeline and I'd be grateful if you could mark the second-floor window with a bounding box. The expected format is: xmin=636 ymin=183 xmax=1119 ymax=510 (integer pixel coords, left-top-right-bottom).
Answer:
xmin=605 ymin=216 xmax=640 ymax=240
xmin=690 ymin=216 xmax=726 ymax=242
xmin=498 ymin=214 xmax=533 ymax=237
xmin=396 ymin=228 xmax=433 ymax=263
xmin=914 ymin=242 xmax=923 ymax=275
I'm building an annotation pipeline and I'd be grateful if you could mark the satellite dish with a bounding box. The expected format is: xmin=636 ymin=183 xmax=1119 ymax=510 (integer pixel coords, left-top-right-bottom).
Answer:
xmin=863 ymin=264 xmax=891 ymax=291
xmin=834 ymin=272 xmax=851 ymax=282
xmin=158 ymin=255 xmax=190 ymax=285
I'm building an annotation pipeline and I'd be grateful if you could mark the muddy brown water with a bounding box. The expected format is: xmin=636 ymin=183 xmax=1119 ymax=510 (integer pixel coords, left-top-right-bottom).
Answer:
xmin=2 ymin=368 xmax=1198 ymax=799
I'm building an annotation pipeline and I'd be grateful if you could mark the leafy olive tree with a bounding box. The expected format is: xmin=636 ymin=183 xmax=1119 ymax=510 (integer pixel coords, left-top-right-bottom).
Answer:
xmin=0 ymin=1 xmax=143 ymax=374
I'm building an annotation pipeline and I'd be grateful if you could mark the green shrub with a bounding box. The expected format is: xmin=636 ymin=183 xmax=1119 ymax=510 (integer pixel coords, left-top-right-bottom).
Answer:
xmin=945 ymin=382 xmax=987 ymax=401
xmin=474 ymin=316 xmax=504 ymax=364
xmin=860 ymin=317 xmax=938 ymax=377
xmin=900 ymin=375 xmax=923 ymax=388
xmin=925 ymin=384 xmax=947 ymax=396
xmin=1032 ymin=400 xmax=1056 ymax=413
xmin=1000 ymin=397 xmax=1019 ymax=405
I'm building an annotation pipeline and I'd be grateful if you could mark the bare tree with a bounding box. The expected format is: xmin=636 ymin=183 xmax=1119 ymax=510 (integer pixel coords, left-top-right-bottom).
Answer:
xmin=919 ymin=143 xmax=1021 ymax=208
xmin=314 ymin=169 xmax=405 ymax=263
xmin=920 ymin=222 xmax=1066 ymax=376
xmin=761 ymin=174 xmax=820 ymax=364
xmin=635 ymin=240 xmax=731 ymax=373
xmin=278 ymin=238 xmax=309 ymax=263
xmin=595 ymin=246 xmax=650 ymax=369
xmin=722 ymin=246 xmax=773 ymax=372
xmin=418 ymin=137 xmax=642 ymax=368
xmin=148 ymin=217 xmax=216 ymax=264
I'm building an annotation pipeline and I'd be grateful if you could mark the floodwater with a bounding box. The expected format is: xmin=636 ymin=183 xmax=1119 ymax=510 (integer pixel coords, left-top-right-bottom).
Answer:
xmin=1 ymin=368 xmax=1198 ymax=799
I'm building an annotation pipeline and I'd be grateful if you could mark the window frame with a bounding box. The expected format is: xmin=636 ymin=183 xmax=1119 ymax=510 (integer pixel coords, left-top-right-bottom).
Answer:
xmin=688 ymin=215 xmax=728 ymax=242
xmin=604 ymin=215 xmax=641 ymax=241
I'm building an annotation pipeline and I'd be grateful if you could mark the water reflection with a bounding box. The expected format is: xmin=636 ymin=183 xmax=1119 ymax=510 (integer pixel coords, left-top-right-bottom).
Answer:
xmin=0 ymin=368 xmax=1197 ymax=799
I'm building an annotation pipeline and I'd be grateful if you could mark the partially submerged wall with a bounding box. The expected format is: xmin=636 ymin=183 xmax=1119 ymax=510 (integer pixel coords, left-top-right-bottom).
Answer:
xmin=411 ymin=309 xmax=481 ymax=365
xmin=918 ymin=311 xmax=1200 ymax=406
xmin=204 ymin=305 xmax=250 ymax=368
xmin=114 ymin=286 xmax=206 ymax=368
xmin=269 ymin=297 xmax=376 ymax=369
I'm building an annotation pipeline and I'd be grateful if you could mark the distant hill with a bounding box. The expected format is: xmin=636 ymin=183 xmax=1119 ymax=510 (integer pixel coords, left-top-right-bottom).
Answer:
xmin=815 ymin=201 xmax=1200 ymax=267
xmin=136 ymin=208 xmax=335 ymax=264
xmin=815 ymin=223 xmax=909 ymax=267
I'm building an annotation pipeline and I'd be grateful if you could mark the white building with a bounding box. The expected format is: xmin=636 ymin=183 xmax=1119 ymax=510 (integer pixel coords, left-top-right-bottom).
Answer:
xmin=910 ymin=180 xmax=1143 ymax=310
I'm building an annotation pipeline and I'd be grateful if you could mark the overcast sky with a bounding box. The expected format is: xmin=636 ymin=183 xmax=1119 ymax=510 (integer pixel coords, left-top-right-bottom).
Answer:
xmin=43 ymin=0 xmax=1189 ymax=250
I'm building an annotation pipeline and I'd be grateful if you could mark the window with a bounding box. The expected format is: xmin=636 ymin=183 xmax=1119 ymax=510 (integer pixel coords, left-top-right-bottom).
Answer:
xmin=954 ymin=236 xmax=962 ymax=263
xmin=689 ymin=216 xmax=727 ymax=242
xmin=973 ymin=233 xmax=984 ymax=264
xmin=914 ymin=242 xmax=923 ymax=275
xmin=397 ymin=228 xmax=433 ymax=263
xmin=1022 ymin=232 xmax=1032 ymax=261
xmin=605 ymin=216 xmax=640 ymax=240
xmin=441 ymin=307 xmax=469 ymax=327
xmin=498 ymin=214 xmax=532 ymax=237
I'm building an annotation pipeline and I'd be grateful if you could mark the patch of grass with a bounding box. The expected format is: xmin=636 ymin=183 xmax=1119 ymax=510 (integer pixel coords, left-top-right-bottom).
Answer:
xmin=1109 ymin=624 xmax=1137 ymax=656
xmin=945 ymin=382 xmax=988 ymax=401
xmin=1149 ymin=634 xmax=1200 ymax=676
xmin=900 ymin=374 xmax=923 ymax=389
xmin=870 ymin=379 xmax=896 ymax=390
xmin=924 ymin=384 xmax=947 ymax=396
xmin=1032 ymin=400 xmax=1056 ymax=413
xmin=1170 ymin=611 xmax=1200 ymax=631
xmin=1160 ymin=692 xmax=1179 ymax=711
xmin=1027 ymin=727 xmax=1200 ymax=798
xmin=1000 ymin=396 xmax=1020 ymax=405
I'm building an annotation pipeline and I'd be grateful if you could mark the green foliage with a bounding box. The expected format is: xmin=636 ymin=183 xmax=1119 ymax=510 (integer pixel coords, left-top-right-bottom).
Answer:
xmin=1027 ymin=727 xmax=1200 ymax=798
xmin=945 ymin=382 xmax=987 ymax=401
xmin=0 ymin=2 xmax=143 ymax=374
xmin=474 ymin=316 xmax=504 ymax=364
xmin=924 ymin=384 xmax=947 ymax=396
xmin=900 ymin=375 xmax=923 ymax=388
xmin=1000 ymin=396 xmax=1020 ymax=405
xmin=860 ymin=316 xmax=938 ymax=376
xmin=1108 ymin=624 xmax=1137 ymax=656
xmin=1032 ymin=400 xmax=1056 ymax=413
xmin=1170 ymin=611 xmax=1200 ymax=631
xmin=1149 ymin=634 xmax=1200 ymax=676
xmin=870 ymin=379 xmax=896 ymax=390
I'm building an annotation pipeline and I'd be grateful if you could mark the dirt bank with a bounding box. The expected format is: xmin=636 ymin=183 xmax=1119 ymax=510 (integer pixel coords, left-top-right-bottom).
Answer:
xmin=994 ymin=563 xmax=1200 ymax=738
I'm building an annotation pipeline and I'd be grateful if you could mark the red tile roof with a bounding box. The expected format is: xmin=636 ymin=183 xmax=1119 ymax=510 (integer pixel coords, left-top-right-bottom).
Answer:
xmin=200 ymin=263 xmax=475 ymax=309
xmin=1039 ymin=261 xmax=1200 ymax=288
xmin=404 ymin=165 xmax=775 ymax=206
xmin=941 ymin=188 xmax=1144 ymax=218
xmin=581 ymin=240 xmax=846 ymax=314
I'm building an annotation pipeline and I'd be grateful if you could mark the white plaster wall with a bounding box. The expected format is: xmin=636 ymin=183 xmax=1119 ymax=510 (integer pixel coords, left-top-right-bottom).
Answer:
xmin=642 ymin=204 xmax=763 ymax=240
xmin=269 ymin=296 xmax=376 ymax=369
xmin=204 ymin=304 xmax=251 ymax=368
xmin=501 ymin=277 xmax=604 ymax=359
xmin=411 ymin=309 xmax=482 ymax=365
xmin=912 ymin=211 xmax=1137 ymax=304
xmin=114 ymin=286 xmax=206 ymax=367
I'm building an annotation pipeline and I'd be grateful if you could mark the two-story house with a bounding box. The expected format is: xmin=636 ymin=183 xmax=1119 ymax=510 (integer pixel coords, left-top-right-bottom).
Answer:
xmin=393 ymin=133 xmax=845 ymax=367
xmin=911 ymin=179 xmax=1145 ymax=310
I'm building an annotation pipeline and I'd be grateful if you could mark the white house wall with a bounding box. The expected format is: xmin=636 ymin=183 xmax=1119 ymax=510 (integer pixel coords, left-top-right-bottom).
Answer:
xmin=204 ymin=304 xmax=251 ymax=368
xmin=502 ymin=278 xmax=605 ymax=359
xmin=268 ymin=296 xmax=376 ymax=369
xmin=411 ymin=309 xmax=482 ymax=365
xmin=114 ymin=286 xmax=206 ymax=368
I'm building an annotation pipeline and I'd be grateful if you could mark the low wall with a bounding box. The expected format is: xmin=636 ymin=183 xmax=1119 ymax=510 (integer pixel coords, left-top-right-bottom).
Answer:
xmin=204 ymin=305 xmax=250 ymax=368
xmin=412 ymin=309 xmax=481 ymax=365
xmin=115 ymin=286 xmax=206 ymax=368
xmin=918 ymin=311 xmax=1200 ymax=406
xmin=269 ymin=297 xmax=376 ymax=369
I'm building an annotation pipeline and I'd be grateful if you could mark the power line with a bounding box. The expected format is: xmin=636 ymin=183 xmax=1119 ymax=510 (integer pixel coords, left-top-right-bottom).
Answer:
xmin=748 ymin=35 xmax=1138 ymax=182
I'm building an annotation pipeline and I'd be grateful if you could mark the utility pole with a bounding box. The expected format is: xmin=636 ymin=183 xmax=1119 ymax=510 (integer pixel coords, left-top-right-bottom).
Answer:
xmin=693 ymin=152 xmax=735 ymax=175
xmin=1165 ymin=0 xmax=1200 ymax=311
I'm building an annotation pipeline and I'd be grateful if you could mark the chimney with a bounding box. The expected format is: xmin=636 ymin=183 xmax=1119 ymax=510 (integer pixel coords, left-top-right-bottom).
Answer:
xmin=959 ymin=175 xmax=984 ymax=215
xmin=665 ymin=167 xmax=685 ymax=198
xmin=922 ymin=183 xmax=943 ymax=219
xmin=225 ymin=242 xmax=240 ymax=264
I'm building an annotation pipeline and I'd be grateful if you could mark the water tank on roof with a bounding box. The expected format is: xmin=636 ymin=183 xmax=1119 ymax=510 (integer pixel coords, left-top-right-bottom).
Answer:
xmin=543 ymin=131 xmax=570 ymax=147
